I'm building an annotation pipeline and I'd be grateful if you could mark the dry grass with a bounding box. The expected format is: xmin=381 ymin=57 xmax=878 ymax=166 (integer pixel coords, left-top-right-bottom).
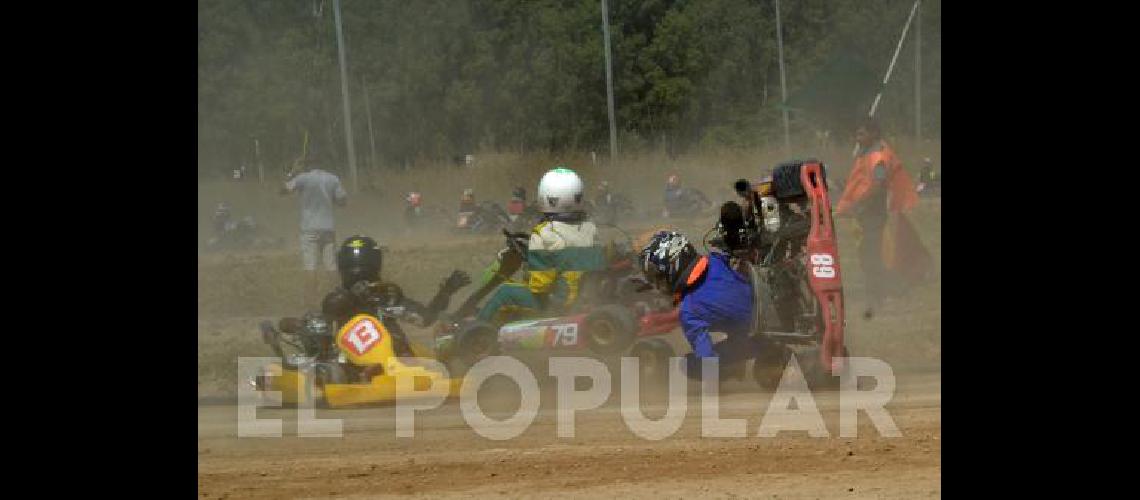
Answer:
xmin=198 ymin=141 xmax=939 ymax=243
xmin=197 ymin=147 xmax=940 ymax=398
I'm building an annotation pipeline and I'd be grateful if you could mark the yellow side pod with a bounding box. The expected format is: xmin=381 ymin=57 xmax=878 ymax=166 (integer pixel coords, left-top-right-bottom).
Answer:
xmin=271 ymin=367 xmax=309 ymax=405
xmin=322 ymin=360 xmax=465 ymax=407
xmin=323 ymin=314 xmax=466 ymax=407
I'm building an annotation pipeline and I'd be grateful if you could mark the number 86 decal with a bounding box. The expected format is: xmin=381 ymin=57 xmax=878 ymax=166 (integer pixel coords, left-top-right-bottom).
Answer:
xmin=810 ymin=253 xmax=836 ymax=278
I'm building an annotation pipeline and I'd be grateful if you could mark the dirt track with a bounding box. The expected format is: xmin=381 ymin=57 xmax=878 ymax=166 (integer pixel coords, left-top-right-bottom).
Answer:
xmin=198 ymin=370 xmax=939 ymax=499
xmin=198 ymin=177 xmax=940 ymax=498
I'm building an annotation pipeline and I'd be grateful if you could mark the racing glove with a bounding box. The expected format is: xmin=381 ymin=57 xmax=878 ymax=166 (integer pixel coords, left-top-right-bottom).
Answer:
xmin=441 ymin=270 xmax=473 ymax=293
xmin=421 ymin=270 xmax=473 ymax=327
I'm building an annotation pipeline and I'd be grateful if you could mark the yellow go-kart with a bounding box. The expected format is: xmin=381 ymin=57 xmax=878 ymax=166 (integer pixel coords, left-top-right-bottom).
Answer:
xmin=253 ymin=311 xmax=465 ymax=408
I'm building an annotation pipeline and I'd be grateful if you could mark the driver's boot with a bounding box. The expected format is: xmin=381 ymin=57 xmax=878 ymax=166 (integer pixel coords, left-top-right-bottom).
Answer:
xmin=720 ymin=360 xmax=747 ymax=381
xmin=713 ymin=339 xmax=750 ymax=381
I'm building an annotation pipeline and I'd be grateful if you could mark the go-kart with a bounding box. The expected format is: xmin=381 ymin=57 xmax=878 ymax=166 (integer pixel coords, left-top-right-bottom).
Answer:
xmin=205 ymin=213 xmax=283 ymax=252
xmin=589 ymin=191 xmax=634 ymax=226
xmin=454 ymin=201 xmax=513 ymax=235
xmin=404 ymin=193 xmax=450 ymax=231
xmin=433 ymin=227 xmax=680 ymax=381
xmin=252 ymin=303 xmax=464 ymax=408
xmin=707 ymin=159 xmax=848 ymax=389
xmin=663 ymin=187 xmax=714 ymax=218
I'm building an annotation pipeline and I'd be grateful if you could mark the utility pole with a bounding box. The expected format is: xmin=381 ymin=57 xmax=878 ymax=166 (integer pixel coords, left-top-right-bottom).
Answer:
xmin=333 ymin=0 xmax=359 ymax=193
xmin=601 ymin=0 xmax=618 ymax=165
xmin=775 ymin=0 xmax=791 ymax=157
xmin=915 ymin=0 xmax=922 ymax=144
xmin=363 ymin=74 xmax=377 ymax=170
xmin=254 ymin=138 xmax=263 ymax=183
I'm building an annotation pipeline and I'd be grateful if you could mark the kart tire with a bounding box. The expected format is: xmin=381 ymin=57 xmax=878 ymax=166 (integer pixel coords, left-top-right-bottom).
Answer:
xmin=629 ymin=338 xmax=675 ymax=386
xmin=772 ymin=161 xmax=806 ymax=198
xmin=751 ymin=341 xmax=793 ymax=391
xmin=796 ymin=345 xmax=850 ymax=391
xmin=584 ymin=305 xmax=638 ymax=356
xmin=315 ymin=363 xmax=349 ymax=386
xmin=743 ymin=262 xmax=768 ymax=335
xmin=456 ymin=320 xmax=500 ymax=369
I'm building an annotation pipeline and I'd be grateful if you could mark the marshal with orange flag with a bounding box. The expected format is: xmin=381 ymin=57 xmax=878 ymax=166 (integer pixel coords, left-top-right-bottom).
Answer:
xmin=836 ymin=134 xmax=932 ymax=302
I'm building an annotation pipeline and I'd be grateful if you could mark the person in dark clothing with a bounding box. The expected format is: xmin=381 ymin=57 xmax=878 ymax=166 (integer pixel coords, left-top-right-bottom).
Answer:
xmin=834 ymin=119 xmax=919 ymax=319
xmin=320 ymin=236 xmax=471 ymax=357
xmin=916 ymin=157 xmax=940 ymax=197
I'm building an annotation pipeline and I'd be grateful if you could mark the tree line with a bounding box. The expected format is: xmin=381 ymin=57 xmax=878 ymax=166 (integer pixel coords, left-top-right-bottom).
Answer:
xmin=198 ymin=0 xmax=940 ymax=176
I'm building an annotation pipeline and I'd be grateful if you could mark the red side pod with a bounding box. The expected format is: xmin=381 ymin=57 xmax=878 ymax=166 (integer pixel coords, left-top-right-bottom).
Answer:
xmin=800 ymin=162 xmax=847 ymax=374
xmin=638 ymin=308 xmax=680 ymax=337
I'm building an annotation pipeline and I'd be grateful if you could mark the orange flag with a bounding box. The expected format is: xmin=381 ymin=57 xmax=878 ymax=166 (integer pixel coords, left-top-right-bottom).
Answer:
xmin=882 ymin=212 xmax=933 ymax=287
xmin=838 ymin=140 xmax=932 ymax=289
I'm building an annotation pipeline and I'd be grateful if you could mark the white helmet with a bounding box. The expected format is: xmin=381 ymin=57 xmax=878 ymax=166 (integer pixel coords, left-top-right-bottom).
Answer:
xmin=537 ymin=166 xmax=585 ymax=213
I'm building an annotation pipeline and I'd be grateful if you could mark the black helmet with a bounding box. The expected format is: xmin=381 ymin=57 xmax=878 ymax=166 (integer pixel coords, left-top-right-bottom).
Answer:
xmin=639 ymin=231 xmax=701 ymax=293
xmin=336 ymin=235 xmax=382 ymax=289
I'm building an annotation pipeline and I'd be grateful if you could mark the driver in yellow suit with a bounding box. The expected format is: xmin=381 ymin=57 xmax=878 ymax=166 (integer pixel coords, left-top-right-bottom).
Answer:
xmin=477 ymin=167 xmax=604 ymax=322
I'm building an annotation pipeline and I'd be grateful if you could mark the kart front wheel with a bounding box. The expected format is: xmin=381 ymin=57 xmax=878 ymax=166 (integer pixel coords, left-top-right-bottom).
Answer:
xmin=629 ymin=338 xmax=675 ymax=387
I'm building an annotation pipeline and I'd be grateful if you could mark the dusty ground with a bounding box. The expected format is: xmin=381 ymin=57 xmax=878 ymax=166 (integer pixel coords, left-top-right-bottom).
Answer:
xmin=199 ymin=373 xmax=940 ymax=499
xmin=198 ymin=173 xmax=940 ymax=498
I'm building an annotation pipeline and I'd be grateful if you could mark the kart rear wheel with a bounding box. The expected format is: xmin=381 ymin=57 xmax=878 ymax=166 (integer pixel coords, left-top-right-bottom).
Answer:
xmin=796 ymin=345 xmax=850 ymax=391
xmin=584 ymin=305 xmax=637 ymax=355
xmin=315 ymin=363 xmax=349 ymax=385
xmin=455 ymin=321 xmax=500 ymax=372
xmin=772 ymin=161 xmax=807 ymax=198
xmin=752 ymin=342 xmax=793 ymax=391
xmin=629 ymin=338 xmax=675 ymax=386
